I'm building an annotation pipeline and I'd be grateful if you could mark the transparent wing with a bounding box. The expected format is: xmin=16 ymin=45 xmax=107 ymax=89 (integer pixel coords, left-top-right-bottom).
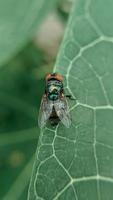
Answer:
xmin=54 ymin=97 xmax=71 ymax=128
xmin=38 ymin=95 xmax=53 ymax=128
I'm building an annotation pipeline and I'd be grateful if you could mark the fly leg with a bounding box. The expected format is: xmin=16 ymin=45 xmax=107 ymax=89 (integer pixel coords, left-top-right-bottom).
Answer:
xmin=65 ymin=95 xmax=76 ymax=100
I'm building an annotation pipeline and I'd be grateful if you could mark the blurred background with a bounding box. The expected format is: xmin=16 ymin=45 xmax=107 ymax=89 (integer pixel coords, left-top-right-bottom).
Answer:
xmin=0 ymin=0 xmax=72 ymax=199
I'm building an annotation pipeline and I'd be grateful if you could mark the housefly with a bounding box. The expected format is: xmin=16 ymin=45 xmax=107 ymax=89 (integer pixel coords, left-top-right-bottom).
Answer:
xmin=38 ymin=73 xmax=74 ymax=128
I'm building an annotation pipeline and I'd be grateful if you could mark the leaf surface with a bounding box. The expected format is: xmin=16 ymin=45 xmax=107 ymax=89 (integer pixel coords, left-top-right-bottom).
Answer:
xmin=28 ymin=0 xmax=113 ymax=199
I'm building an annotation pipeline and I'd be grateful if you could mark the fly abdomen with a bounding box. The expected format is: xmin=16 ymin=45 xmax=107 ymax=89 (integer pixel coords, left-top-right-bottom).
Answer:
xmin=49 ymin=106 xmax=59 ymax=126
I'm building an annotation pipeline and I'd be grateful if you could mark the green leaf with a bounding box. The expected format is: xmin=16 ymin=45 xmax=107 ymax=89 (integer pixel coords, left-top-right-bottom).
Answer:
xmin=0 ymin=130 xmax=38 ymax=200
xmin=3 ymin=155 xmax=34 ymax=200
xmin=0 ymin=0 xmax=58 ymax=66
xmin=28 ymin=0 xmax=113 ymax=199
xmin=0 ymin=42 xmax=52 ymax=199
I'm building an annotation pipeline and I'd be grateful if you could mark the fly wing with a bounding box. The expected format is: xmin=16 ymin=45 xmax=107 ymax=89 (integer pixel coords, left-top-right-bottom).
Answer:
xmin=38 ymin=95 xmax=53 ymax=128
xmin=54 ymin=97 xmax=71 ymax=128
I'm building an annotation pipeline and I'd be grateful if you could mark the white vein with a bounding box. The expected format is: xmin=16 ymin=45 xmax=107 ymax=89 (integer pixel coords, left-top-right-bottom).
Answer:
xmin=93 ymin=110 xmax=101 ymax=200
xmin=53 ymin=175 xmax=113 ymax=200
xmin=82 ymin=57 xmax=110 ymax=105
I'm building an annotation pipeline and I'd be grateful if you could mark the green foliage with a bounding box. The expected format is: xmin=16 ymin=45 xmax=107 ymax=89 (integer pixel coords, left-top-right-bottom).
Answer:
xmin=0 ymin=0 xmax=58 ymax=66
xmin=0 ymin=0 xmax=60 ymax=198
xmin=0 ymin=43 xmax=46 ymax=200
xmin=28 ymin=0 xmax=113 ymax=199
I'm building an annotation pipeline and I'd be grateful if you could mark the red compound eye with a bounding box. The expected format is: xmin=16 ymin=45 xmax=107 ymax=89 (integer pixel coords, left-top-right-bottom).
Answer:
xmin=46 ymin=73 xmax=52 ymax=80
xmin=45 ymin=73 xmax=63 ymax=81
xmin=55 ymin=74 xmax=63 ymax=81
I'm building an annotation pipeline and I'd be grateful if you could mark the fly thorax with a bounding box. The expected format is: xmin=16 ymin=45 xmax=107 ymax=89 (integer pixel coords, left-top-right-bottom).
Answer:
xmin=47 ymin=80 xmax=63 ymax=101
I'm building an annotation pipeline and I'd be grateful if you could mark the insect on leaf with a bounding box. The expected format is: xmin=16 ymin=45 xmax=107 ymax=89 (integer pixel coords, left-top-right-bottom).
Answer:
xmin=28 ymin=0 xmax=113 ymax=199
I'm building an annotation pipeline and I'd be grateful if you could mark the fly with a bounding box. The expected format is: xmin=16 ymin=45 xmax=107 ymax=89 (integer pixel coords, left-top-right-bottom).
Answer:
xmin=38 ymin=73 xmax=75 ymax=128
